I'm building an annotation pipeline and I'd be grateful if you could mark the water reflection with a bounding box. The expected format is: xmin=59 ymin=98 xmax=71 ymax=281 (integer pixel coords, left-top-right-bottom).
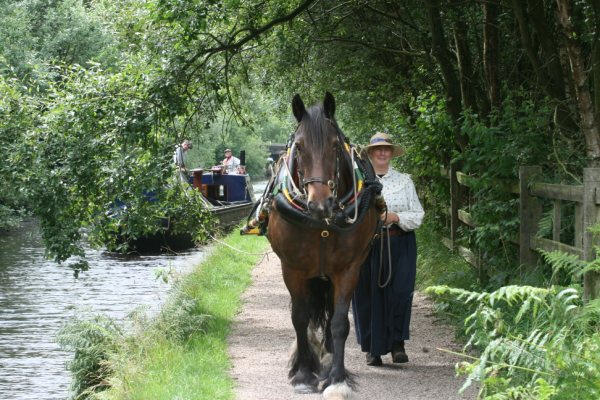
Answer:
xmin=0 ymin=221 xmax=210 ymax=400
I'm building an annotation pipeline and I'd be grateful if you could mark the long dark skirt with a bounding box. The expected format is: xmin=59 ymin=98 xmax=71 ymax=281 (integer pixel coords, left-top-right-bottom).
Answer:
xmin=351 ymin=231 xmax=416 ymax=357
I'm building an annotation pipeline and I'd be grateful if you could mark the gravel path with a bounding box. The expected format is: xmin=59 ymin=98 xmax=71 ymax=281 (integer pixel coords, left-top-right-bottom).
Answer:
xmin=228 ymin=250 xmax=478 ymax=400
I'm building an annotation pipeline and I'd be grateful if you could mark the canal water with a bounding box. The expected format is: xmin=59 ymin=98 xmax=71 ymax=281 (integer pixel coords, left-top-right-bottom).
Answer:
xmin=0 ymin=221 xmax=211 ymax=400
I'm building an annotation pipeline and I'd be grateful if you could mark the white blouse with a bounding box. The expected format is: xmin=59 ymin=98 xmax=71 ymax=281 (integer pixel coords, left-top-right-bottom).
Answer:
xmin=378 ymin=168 xmax=424 ymax=231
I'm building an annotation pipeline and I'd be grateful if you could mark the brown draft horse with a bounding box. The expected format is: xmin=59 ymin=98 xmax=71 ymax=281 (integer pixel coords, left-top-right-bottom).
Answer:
xmin=267 ymin=92 xmax=380 ymax=399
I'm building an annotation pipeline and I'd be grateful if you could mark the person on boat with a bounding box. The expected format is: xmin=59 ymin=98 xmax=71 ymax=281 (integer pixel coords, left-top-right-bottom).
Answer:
xmin=235 ymin=164 xmax=246 ymax=175
xmin=173 ymin=139 xmax=193 ymax=183
xmin=221 ymin=148 xmax=240 ymax=174
xmin=351 ymin=131 xmax=424 ymax=366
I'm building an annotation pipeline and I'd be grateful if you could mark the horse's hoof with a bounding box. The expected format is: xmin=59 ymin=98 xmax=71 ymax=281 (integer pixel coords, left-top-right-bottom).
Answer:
xmin=294 ymin=383 xmax=317 ymax=394
xmin=323 ymin=382 xmax=354 ymax=400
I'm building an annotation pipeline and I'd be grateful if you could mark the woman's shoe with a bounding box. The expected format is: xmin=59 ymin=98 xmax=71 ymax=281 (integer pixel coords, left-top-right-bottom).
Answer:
xmin=366 ymin=353 xmax=382 ymax=366
xmin=392 ymin=341 xmax=408 ymax=363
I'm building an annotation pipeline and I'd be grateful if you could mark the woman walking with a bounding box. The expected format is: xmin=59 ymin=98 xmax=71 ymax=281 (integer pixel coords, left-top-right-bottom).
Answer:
xmin=352 ymin=132 xmax=424 ymax=366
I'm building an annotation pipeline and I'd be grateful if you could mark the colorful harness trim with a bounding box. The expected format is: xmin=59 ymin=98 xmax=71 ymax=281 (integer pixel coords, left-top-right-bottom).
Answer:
xmin=267 ymin=136 xmax=381 ymax=232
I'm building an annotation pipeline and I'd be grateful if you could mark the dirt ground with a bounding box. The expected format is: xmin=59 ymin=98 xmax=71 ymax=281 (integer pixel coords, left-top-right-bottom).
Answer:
xmin=228 ymin=250 xmax=478 ymax=400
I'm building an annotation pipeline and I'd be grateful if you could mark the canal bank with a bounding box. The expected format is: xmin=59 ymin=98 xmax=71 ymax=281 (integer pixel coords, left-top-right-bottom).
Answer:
xmin=81 ymin=232 xmax=270 ymax=400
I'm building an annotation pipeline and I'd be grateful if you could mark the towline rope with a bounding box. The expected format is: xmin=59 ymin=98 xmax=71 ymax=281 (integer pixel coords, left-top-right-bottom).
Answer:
xmin=208 ymin=233 xmax=273 ymax=260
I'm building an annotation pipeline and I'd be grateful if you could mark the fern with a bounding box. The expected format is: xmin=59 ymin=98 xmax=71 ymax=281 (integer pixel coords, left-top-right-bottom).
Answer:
xmin=537 ymin=210 xmax=553 ymax=239
xmin=427 ymin=271 xmax=600 ymax=399
xmin=540 ymin=250 xmax=586 ymax=283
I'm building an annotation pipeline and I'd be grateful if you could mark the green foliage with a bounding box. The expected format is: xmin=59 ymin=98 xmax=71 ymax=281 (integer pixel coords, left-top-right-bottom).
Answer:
xmin=0 ymin=0 xmax=120 ymax=80
xmin=33 ymin=0 xmax=118 ymax=67
xmin=396 ymin=94 xmax=454 ymax=226
xmin=154 ymin=288 xmax=211 ymax=343
xmin=540 ymin=250 xmax=587 ymax=285
xmin=22 ymin=63 xmax=165 ymax=260
xmin=0 ymin=204 xmax=21 ymax=231
xmin=57 ymin=314 xmax=123 ymax=399
xmin=426 ymin=252 xmax=600 ymax=399
xmin=94 ymin=184 xmax=215 ymax=253
xmin=416 ymin=217 xmax=479 ymax=291
xmin=0 ymin=73 xmax=36 ymax=229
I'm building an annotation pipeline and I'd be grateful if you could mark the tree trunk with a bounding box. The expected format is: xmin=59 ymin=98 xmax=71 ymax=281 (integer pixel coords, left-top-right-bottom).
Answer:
xmin=594 ymin=38 xmax=600 ymax=125
xmin=528 ymin=0 xmax=566 ymax=98
xmin=449 ymin=0 xmax=481 ymax=113
xmin=511 ymin=0 xmax=542 ymax=76
xmin=483 ymin=0 xmax=501 ymax=109
xmin=590 ymin=0 xmax=600 ymax=125
xmin=424 ymin=0 xmax=467 ymax=151
xmin=556 ymin=0 xmax=600 ymax=165
xmin=511 ymin=0 xmax=576 ymax=132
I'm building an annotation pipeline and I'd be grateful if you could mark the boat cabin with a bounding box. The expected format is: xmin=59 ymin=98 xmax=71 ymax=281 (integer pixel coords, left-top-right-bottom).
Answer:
xmin=190 ymin=168 xmax=253 ymax=205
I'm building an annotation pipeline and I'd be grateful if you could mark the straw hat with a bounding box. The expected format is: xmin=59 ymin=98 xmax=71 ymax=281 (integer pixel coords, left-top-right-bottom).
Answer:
xmin=363 ymin=132 xmax=404 ymax=157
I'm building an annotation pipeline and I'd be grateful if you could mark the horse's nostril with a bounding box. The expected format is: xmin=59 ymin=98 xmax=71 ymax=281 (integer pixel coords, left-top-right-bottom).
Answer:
xmin=308 ymin=201 xmax=317 ymax=211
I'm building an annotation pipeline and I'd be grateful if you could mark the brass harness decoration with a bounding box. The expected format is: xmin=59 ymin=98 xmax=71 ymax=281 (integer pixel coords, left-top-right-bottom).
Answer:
xmin=241 ymin=128 xmax=383 ymax=236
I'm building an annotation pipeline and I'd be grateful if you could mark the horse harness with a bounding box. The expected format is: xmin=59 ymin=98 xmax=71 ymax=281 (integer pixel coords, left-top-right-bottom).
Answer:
xmin=244 ymin=120 xmax=396 ymax=280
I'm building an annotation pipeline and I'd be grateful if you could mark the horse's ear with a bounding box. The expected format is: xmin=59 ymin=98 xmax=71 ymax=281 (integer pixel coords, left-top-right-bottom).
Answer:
xmin=323 ymin=92 xmax=335 ymax=119
xmin=292 ymin=94 xmax=306 ymax=123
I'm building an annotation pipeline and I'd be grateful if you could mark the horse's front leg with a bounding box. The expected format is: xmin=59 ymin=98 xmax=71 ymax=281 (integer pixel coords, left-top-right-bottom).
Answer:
xmin=284 ymin=272 xmax=320 ymax=393
xmin=322 ymin=273 xmax=358 ymax=400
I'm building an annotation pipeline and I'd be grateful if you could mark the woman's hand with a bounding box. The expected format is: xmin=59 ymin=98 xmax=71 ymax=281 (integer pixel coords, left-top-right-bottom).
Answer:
xmin=380 ymin=211 xmax=399 ymax=225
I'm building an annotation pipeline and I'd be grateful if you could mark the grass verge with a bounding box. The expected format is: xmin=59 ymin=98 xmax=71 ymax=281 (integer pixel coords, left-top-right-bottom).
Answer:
xmin=94 ymin=231 xmax=269 ymax=400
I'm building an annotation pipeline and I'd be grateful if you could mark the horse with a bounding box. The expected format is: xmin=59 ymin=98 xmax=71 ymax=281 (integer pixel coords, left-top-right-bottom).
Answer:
xmin=267 ymin=92 xmax=381 ymax=399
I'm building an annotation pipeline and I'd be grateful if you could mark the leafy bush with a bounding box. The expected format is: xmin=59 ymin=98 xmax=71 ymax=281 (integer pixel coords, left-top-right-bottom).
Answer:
xmin=93 ymin=183 xmax=215 ymax=253
xmin=0 ymin=204 xmax=21 ymax=231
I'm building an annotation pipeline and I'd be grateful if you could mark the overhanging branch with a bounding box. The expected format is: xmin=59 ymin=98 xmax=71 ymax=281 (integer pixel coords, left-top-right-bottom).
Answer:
xmin=183 ymin=0 xmax=317 ymax=72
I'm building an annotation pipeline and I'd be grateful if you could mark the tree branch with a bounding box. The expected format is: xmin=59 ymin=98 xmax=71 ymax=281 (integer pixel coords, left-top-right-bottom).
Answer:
xmin=313 ymin=36 xmax=425 ymax=57
xmin=183 ymin=0 xmax=317 ymax=72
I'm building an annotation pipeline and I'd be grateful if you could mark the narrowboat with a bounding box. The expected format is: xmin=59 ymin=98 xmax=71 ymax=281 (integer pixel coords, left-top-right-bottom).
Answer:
xmin=110 ymin=168 xmax=255 ymax=253
xmin=190 ymin=167 xmax=255 ymax=227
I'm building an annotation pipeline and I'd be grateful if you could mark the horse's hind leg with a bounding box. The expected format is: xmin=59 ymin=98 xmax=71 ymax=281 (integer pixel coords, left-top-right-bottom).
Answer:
xmin=286 ymin=279 xmax=320 ymax=393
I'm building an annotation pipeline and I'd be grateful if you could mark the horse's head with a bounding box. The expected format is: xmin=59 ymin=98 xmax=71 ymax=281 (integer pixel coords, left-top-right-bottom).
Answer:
xmin=291 ymin=92 xmax=341 ymax=220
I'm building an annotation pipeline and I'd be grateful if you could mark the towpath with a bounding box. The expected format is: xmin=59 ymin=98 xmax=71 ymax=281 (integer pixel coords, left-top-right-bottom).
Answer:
xmin=228 ymin=250 xmax=478 ymax=400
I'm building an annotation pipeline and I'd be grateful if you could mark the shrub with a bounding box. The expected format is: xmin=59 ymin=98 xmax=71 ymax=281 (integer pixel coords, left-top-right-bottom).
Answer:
xmin=57 ymin=315 xmax=123 ymax=399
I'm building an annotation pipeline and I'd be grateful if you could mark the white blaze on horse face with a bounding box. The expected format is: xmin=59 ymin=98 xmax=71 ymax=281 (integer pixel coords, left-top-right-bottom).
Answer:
xmin=305 ymin=159 xmax=333 ymax=204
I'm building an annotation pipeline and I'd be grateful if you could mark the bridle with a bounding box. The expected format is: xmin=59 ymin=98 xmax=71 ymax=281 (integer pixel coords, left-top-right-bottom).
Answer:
xmin=270 ymin=114 xmax=376 ymax=230
xmin=290 ymin=118 xmax=346 ymax=199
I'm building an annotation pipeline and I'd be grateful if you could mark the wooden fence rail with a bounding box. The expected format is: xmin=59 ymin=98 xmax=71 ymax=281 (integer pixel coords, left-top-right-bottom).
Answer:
xmin=441 ymin=165 xmax=600 ymax=300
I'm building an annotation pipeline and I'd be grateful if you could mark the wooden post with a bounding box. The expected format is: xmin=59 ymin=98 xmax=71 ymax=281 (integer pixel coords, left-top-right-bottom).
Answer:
xmin=519 ymin=166 xmax=542 ymax=267
xmin=575 ymin=204 xmax=583 ymax=249
xmin=553 ymin=200 xmax=561 ymax=242
xmin=583 ymin=168 xmax=600 ymax=301
xmin=450 ymin=163 xmax=459 ymax=249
